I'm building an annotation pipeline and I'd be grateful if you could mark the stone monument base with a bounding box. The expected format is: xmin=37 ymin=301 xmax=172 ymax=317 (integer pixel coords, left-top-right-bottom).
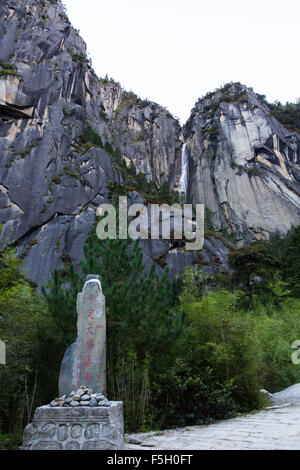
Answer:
xmin=21 ymin=401 xmax=124 ymax=450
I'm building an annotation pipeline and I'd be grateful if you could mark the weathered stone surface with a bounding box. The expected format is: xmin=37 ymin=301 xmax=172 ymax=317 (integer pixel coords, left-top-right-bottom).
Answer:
xmin=21 ymin=402 xmax=124 ymax=450
xmin=31 ymin=441 xmax=63 ymax=450
xmin=125 ymin=403 xmax=300 ymax=450
xmin=82 ymin=440 xmax=117 ymax=450
xmin=0 ymin=0 xmax=239 ymax=284
xmin=184 ymin=83 xmax=300 ymax=242
xmin=22 ymin=423 xmax=37 ymax=445
xmin=59 ymin=275 xmax=106 ymax=396
xmin=57 ymin=424 xmax=68 ymax=442
xmin=106 ymin=91 xmax=183 ymax=188
xmin=89 ymin=397 xmax=98 ymax=407
xmin=0 ymin=0 xmax=116 ymax=287
xmin=65 ymin=441 xmax=80 ymax=450
xmin=270 ymin=383 xmax=300 ymax=404
xmin=81 ymin=394 xmax=90 ymax=401
xmin=70 ymin=424 xmax=82 ymax=439
xmin=38 ymin=423 xmax=56 ymax=439
xmin=127 ymin=437 xmax=142 ymax=445
xmin=0 ymin=2 xmax=299 ymax=288
xmin=84 ymin=423 xmax=100 ymax=439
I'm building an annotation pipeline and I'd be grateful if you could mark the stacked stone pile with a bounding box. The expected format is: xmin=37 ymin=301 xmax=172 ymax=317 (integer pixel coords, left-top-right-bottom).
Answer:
xmin=49 ymin=385 xmax=110 ymax=408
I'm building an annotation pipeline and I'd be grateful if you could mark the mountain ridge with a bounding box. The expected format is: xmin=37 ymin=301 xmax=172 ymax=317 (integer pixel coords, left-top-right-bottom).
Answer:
xmin=0 ymin=0 xmax=299 ymax=285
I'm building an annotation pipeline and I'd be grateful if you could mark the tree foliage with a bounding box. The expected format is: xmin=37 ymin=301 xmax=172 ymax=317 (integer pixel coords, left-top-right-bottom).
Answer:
xmin=0 ymin=247 xmax=50 ymax=440
xmin=43 ymin=228 xmax=183 ymax=430
xmin=228 ymin=243 xmax=281 ymax=306
xmin=269 ymin=100 xmax=300 ymax=133
xmin=281 ymin=225 xmax=300 ymax=297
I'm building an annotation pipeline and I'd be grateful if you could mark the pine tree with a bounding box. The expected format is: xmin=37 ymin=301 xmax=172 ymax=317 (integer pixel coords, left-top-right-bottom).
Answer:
xmin=228 ymin=243 xmax=281 ymax=306
xmin=281 ymin=225 xmax=300 ymax=297
xmin=80 ymin=226 xmax=183 ymax=367
xmin=43 ymin=223 xmax=183 ymax=430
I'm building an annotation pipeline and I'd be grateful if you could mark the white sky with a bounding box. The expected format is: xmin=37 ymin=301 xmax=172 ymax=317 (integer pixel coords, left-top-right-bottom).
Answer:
xmin=63 ymin=0 xmax=300 ymax=123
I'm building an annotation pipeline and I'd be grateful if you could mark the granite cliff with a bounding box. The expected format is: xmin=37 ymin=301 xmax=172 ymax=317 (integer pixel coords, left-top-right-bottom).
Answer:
xmin=0 ymin=0 xmax=299 ymax=285
xmin=184 ymin=83 xmax=300 ymax=242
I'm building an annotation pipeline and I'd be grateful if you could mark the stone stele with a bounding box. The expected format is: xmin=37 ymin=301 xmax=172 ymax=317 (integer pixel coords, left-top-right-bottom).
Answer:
xmin=21 ymin=402 xmax=124 ymax=450
xmin=59 ymin=275 xmax=106 ymax=397
xmin=21 ymin=275 xmax=125 ymax=450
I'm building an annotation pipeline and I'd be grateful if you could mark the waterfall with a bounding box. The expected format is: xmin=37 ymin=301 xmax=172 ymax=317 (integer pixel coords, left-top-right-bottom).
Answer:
xmin=179 ymin=143 xmax=188 ymax=197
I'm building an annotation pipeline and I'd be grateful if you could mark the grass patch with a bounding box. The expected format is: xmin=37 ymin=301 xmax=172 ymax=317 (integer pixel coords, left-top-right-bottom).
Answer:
xmin=52 ymin=176 xmax=61 ymax=185
xmin=63 ymin=166 xmax=80 ymax=180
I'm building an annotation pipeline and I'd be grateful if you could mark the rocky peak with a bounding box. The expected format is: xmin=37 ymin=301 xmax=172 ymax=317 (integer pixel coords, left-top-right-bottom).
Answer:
xmin=184 ymin=82 xmax=300 ymax=242
xmin=106 ymin=89 xmax=183 ymax=186
xmin=0 ymin=4 xmax=299 ymax=286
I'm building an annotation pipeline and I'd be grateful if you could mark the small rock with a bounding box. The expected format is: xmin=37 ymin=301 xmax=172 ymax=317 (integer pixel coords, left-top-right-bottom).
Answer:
xmin=52 ymin=397 xmax=65 ymax=406
xmin=50 ymin=400 xmax=59 ymax=407
xmin=72 ymin=394 xmax=81 ymax=401
xmin=81 ymin=394 xmax=91 ymax=401
xmin=127 ymin=437 xmax=142 ymax=445
xmin=89 ymin=397 xmax=98 ymax=407
xmin=70 ymin=391 xmax=75 ymax=397
xmin=64 ymin=398 xmax=72 ymax=405
xmin=70 ymin=401 xmax=80 ymax=407
xmin=80 ymin=401 xmax=90 ymax=406
xmin=96 ymin=394 xmax=104 ymax=401
xmin=103 ymin=402 xmax=111 ymax=407
xmin=260 ymin=389 xmax=273 ymax=399
xmin=270 ymin=383 xmax=300 ymax=405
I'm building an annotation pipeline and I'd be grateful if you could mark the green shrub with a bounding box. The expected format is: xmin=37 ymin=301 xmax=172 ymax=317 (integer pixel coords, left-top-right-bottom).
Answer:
xmin=0 ymin=248 xmax=51 ymax=435
xmin=180 ymin=264 xmax=300 ymax=408
xmin=0 ymin=432 xmax=22 ymax=450
xmin=180 ymin=288 xmax=264 ymax=411
xmin=63 ymin=166 xmax=80 ymax=180
xmin=269 ymin=101 xmax=300 ymax=133
xmin=150 ymin=359 xmax=237 ymax=428
xmin=79 ymin=124 xmax=103 ymax=148
xmin=0 ymin=69 xmax=21 ymax=79
xmin=52 ymin=176 xmax=61 ymax=185
xmin=281 ymin=225 xmax=300 ymax=297
xmin=251 ymin=296 xmax=300 ymax=392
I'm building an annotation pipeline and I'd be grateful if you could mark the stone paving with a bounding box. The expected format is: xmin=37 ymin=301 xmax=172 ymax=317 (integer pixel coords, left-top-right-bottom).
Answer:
xmin=125 ymin=404 xmax=300 ymax=450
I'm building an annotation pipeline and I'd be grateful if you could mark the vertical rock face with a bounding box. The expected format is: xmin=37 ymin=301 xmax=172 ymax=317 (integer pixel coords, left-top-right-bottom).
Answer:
xmin=0 ymin=3 xmax=299 ymax=286
xmin=0 ymin=0 xmax=117 ymax=285
xmin=59 ymin=275 xmax=106 ymax=396
xmin=184 ymin=83 xmax=300 ymax=242
xmin=106 ymin=90 xmax=183 ymax=188
xmin=0 ymin=0 xmax=186 ymax=285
